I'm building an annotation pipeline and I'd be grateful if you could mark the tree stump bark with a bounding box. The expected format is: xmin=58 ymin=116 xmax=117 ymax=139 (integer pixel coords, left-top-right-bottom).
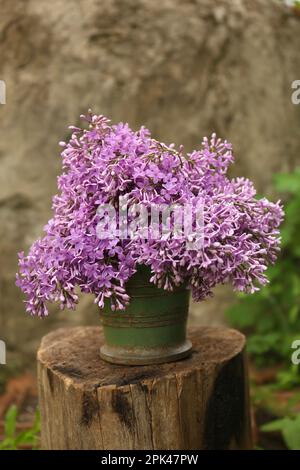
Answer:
xmin=37 ymin=326 xmax=252 ymax=450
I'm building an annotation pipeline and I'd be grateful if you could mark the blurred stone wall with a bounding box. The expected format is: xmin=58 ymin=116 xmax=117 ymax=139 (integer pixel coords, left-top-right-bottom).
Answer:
xmin=1 ymin=0 xmax=300 ymax=370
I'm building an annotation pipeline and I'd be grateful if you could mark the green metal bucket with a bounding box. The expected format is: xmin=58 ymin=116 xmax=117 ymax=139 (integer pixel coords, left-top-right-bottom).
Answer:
xmin=99 ymin=265 xmax=192 ymax=365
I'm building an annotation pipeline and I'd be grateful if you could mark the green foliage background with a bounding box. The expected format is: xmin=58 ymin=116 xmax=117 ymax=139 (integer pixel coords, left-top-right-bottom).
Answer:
xmin=226 ymin=168 xmax=300 ymax=387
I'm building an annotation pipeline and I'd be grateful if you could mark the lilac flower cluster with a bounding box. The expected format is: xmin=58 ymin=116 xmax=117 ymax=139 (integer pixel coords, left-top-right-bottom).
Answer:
xmin=16 ymin=112 xmax=283 ymax=316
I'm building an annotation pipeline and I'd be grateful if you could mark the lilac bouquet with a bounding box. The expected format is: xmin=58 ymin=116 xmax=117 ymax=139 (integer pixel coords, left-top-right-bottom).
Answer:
xmin=16 ymin=112 xmax=283 ymax=317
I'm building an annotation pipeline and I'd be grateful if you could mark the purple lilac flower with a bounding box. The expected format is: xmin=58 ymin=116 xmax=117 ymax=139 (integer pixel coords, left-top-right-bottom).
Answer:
xmin=16 ymin=112 xmax=283 ymax=316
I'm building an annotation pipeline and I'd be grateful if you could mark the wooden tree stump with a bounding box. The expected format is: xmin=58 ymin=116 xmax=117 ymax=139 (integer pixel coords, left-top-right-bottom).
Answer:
xmin=37 ymin=326 xmax=252 ymax=450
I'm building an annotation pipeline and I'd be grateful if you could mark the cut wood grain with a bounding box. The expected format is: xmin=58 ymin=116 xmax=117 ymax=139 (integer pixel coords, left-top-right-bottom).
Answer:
xmin=37 ymin=326 xmax=252 ymax=450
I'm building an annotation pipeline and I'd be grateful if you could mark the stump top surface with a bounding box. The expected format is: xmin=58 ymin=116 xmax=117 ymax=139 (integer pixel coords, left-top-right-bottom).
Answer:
xmin=38 ymin=326 xmax=245 ymax=389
